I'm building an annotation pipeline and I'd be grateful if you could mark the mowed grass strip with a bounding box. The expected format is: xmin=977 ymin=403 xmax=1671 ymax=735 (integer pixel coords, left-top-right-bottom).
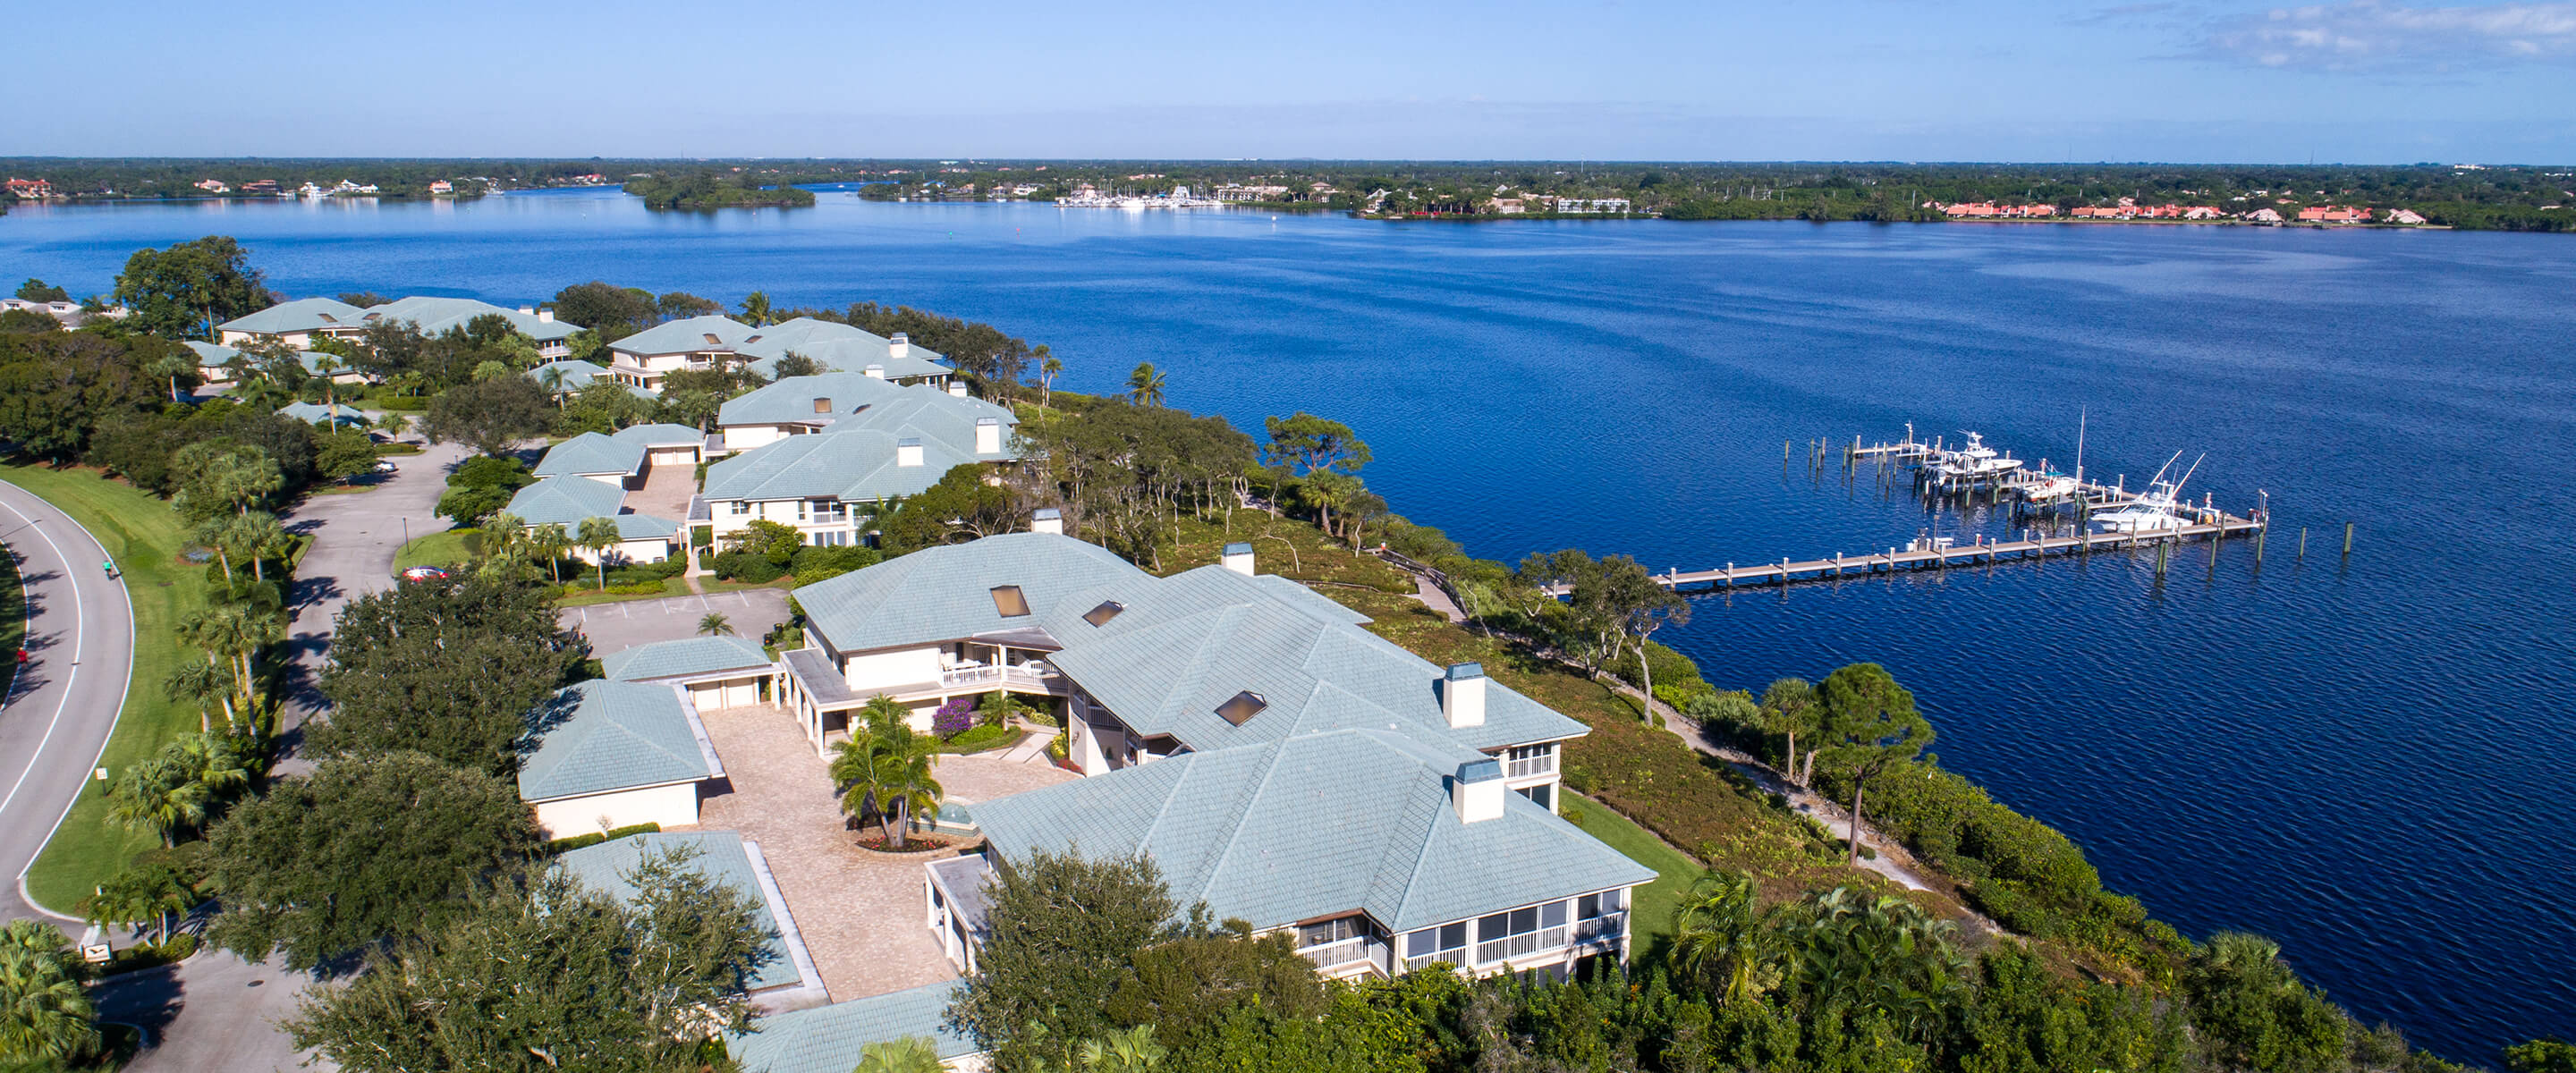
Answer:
xmin=1563 ymin=791 xmax=1701 ymax=956
xmin=4 ymin=461 xmax=209 ymax=913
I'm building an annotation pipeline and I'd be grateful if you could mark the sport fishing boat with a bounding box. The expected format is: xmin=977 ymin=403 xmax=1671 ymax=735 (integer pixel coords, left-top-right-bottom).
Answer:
xmin=2090 ymin=452 xmax=2201 ymax=534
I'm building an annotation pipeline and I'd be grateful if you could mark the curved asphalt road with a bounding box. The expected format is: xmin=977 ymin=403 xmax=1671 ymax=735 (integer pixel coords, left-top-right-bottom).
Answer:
xmin=0 ymin=477 xmax=136 ymax=926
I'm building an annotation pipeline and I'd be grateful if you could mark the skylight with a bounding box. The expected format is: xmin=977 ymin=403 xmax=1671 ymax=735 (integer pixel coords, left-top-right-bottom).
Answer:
xmin=1082 ymin=600 xmax=1125 ymax=627
xmin=990 ymin=586 xmax=1030 ymax=617
xmin=811 ymin=397 xmax=833 ymax=414
xmin=1216 ymin=690 xmax=1267 ymax=726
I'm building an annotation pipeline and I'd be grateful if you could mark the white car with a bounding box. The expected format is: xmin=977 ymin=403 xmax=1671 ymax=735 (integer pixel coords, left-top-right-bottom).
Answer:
xmin=373 ymin=460 xmax=399 ymax=474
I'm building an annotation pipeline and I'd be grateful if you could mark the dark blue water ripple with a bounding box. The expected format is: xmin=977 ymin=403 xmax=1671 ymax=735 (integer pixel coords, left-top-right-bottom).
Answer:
xmin=4 ymin=193 xmax=2571 ymax=1060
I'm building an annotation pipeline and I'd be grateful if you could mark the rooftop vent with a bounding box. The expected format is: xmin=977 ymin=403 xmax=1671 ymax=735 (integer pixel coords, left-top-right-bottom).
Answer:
xmin=811 ymin=397 xmax=833 ymax=414
xmin=538 ymin=308 xmax=555 ymax=323
xmin=896 ymin=437 xmax=924 ymax=467
xmin=945 ymin=380 xmax=969 ymax=397
xmin=1216 ymin=690 xmax=1267 ymax=726
xmin=1221 ymin=542 xmax=1255 ymax=576
xmin=519 ymin=306 xmax=535 ymax=316
xmin=1082 ymin=600 xmax=1125 ymax=627
xmin=1031 ymin=508 xmax=1063 ymax=535
xmin=744 ymin=334 xmax=763 ymax=343
xmin=863 ymin=364 xmax=885 ymax=379
xmin=989 ymin=585 xmax=1030 ymax=617
xmin=889 ymin=332 xmax=911 ymax=358
xmin=976 ymin=416 xmax=1002 ymax=454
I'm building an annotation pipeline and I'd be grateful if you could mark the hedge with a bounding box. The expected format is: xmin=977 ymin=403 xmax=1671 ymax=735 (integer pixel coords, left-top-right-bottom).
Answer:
xmin=546 ymin=823 xmax=662 ymax=854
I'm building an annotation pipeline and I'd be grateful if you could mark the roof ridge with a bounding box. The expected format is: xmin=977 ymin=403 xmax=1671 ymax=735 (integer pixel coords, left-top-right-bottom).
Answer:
xmin=1193 ymin=733 xmax=1300 ymax=909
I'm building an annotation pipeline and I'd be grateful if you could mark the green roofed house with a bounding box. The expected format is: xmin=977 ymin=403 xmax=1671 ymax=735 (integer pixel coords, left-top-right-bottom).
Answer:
xmin=349 ymin=296 xmax=584 ymax=361
xmin=529 ymin=359 xmax=634 ymax=399
xmin=184 ymin=340 xmax=242 ymax=380
xmin=604 ymin=635 xmax=777 ymax=713
xmin=275 ymin=401 xmax=367 ymax=427
xmin=605 ymin=315 xmax=758 ymax=393
xmin=518 ymin=678 xmax=725 ymax=840
xmin=729 ymin=981 xmax=978 ymax=1072
xmin=555 ymin=832 xmax=823 ymax=1004
xmin=504 ymin=477 xmax=683 ymax=564
xmin=699 ymin=376 xmax=1022 ymax=550
xmin=216 ymin=296 xmax=368 ymax=350
xmin=732 ymin=318 xmax=956 ymax=389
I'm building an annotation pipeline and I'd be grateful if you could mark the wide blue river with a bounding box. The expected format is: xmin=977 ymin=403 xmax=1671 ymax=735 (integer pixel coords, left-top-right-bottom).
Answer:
xmin=5 ymin=189 xmax=2571 ymax=1060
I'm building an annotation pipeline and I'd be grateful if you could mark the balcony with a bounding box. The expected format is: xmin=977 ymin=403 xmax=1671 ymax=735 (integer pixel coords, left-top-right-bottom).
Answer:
xmin=1300 ymin=937 xmax=1386 ymax=975
xmin=937 ymin=660 xmax=1063 ymax=692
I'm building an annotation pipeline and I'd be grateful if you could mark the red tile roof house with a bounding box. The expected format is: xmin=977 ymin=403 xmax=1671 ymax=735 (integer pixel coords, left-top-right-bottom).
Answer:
xmin=5 ymin=178 xmax=55 ymax=199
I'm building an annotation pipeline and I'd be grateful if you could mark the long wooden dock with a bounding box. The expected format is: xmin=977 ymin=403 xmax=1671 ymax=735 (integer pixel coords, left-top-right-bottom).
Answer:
xmin=1542 ymin=517 xmax=2267 ymax=596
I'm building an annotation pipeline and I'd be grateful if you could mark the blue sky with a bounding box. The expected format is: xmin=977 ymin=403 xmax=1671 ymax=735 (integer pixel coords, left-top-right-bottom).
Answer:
xmin=18 ymin=0 xmax=2572 ymax=162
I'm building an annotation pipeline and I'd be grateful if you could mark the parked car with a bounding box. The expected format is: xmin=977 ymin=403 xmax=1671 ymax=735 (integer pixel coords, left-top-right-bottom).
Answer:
xmin=400 ymin=566 xmax=449 ymax=583
xmin=373 ymin=460 xmax=399 ymax=474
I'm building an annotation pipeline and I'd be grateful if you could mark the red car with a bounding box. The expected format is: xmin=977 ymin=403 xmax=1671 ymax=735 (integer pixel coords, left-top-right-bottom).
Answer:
xmin=400 ymin=566 xmax=450 ymax=583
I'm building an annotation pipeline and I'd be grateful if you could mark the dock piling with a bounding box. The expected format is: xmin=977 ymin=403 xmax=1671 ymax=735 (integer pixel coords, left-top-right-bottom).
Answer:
xmin=2343 ymin=522 xmax=2354 ymax=556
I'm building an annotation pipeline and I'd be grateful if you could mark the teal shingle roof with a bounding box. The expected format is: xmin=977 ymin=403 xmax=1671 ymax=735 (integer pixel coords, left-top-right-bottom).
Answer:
xmin=517 ymin=679 xmax=717 ymax=801
xmin=507 ymin=475 xmax=628 ymax=525
xmin=716 ymin=372 xmax=903 ymax=427
xmin=555 ymin=832 xmax=806 ymax=993
xmin=730 ymin=982 xmax=977 ymax=1072
xmin=534 ymin=433 xmax=644 ymax=477
xmin=604 ymin=636 xmax=774 ymax=682
xmin=184 ymin=340 xmax=241 ymax=371
xmin=792 ymin=533 xmax=1140 ymax=655
xmin=609 ymin=315 xmax=757 ymax=357
xmin=275 ymin=401 xmax=366 ymax=427
xmin=972 ymin=728 xmax=1657 ymax=935
xmin=218 ymin=297 xmax=366 ymax=335
xmin=354 ymin=296 xmax=583 ymax=341
xmin=614 ymin=423 xmax=706 ymax=448
xmin=530 ymin=359 xmax=611 ymax=391
xmin=699 ymin=428 xmax=965 ymax=504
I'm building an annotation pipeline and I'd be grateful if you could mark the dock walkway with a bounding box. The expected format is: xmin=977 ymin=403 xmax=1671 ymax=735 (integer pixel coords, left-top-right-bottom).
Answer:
xmin=1543 ymin=517 xmax=2266 ymax=596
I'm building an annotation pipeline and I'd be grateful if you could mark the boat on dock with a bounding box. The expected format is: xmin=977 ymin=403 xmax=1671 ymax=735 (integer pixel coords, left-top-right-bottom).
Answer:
xmin=2089 ymin=452 xmax=2200 ymax=534
xmin=1923 ymin=431 xmax=2024 ymax=489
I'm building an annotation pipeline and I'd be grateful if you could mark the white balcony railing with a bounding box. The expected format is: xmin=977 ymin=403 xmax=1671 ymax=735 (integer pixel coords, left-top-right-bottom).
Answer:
xmin=1301 ymin=937 xmax=1384 ymax=971
xmin=938 ymin=662 xmax=1059 ymax=690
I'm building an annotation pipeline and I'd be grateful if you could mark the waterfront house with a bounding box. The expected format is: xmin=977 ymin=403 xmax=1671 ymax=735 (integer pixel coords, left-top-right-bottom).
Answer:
xmin=699 ymin=376 xmax=1020 ymax=548
xmin=516 ymin=678 xmax=726 ymax=839
xmin=428 ymin=180 xmax=454 ymax=195
xmin=2385 ymin=208 xmax=2428 ymax=224
xmin=763 ymin=531 xmax=1648 ymax=984
xmin=606 ymin=315 xmax=760 ymax=392
xmin=350 ymin=295 xmax=584 ymax=360
xmin=532 ymin=424 xmax=706 ymax=486
xmin=530 ymin=359 xmax=617 ymax=395
xmin=216 ymin=297 xmax=369 ymax=350
xmin=555 ymin=831 xmax=822 ymax=1005
xmin=4 ymin=178 xmax=54 ymax=199
xmin=2243 ymin=207 xmax=2284 ymax=224
xmin=733 ymin=318 xmax=955 ymax=387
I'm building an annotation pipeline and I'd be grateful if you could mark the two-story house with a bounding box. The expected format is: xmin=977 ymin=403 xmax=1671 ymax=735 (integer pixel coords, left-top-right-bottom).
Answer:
xmin=605 ymin=315 xmax=761 ymax=392
xmin=698 ymin=376 xmax=1021 ymax=549
xmin=216 ymin=297 xmax=369 ymax=350
xmin=733 ymin=317 xmax=956 ymax=388
xmin=769 ymin=530 xmax=1646 ymax=987
xmin=349 ymin=296 xmax=585 ymax=360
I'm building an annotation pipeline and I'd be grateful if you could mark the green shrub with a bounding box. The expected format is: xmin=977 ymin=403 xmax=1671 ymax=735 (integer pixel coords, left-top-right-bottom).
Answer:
xmin=712 ymin=551 xmax=786 ymax=584
xmin=545 ymin=822 xmax=661 ymax=854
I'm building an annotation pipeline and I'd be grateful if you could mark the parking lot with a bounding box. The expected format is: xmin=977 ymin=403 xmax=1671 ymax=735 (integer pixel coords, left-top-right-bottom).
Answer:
xmin=561 ymin=588 xmax=792 ymax=653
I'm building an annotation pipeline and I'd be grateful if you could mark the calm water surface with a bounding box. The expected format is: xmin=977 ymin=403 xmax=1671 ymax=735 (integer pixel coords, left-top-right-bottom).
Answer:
xmin=6 ymin=190 xmax=2572 ymax=1060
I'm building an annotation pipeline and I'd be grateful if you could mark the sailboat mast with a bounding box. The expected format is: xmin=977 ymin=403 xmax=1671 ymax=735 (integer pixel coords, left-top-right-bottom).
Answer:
xmin=2074 ymin=407 xmax=2086 ymax=486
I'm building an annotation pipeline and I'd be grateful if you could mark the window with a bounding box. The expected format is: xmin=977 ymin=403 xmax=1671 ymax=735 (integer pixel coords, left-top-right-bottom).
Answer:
xmin=1298 ymin=917 xmax=1366 ymax=949
xmin=731 ymin=501 xmax=750 ymax=516
xmin=1577 ymin=889 xmax=1623 ymax=920
xmin=1297 ymin=917 xmax=1372 ymax=967
xmin=1515 ymin=783 xmax=1553 ymax=811
xmin=1216 ymin=690 xmax=1267 ymax=726
xmin=1504 ymin=743 xmax=1557 ymax=779
xmin=1082 ymin=600 xmax=1125 ymax=627
xmin=1403 ymin=923 xmax=1469 ymax=970
xmin=989 ymin=586 xmax=1030 ymax=617
xmin=1473 ymin=901 xmax=1568 ymax=965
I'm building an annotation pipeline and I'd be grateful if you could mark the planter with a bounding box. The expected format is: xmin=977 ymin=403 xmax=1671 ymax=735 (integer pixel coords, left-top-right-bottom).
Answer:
xmin=852 ymin=831 xmax=962 ymax=857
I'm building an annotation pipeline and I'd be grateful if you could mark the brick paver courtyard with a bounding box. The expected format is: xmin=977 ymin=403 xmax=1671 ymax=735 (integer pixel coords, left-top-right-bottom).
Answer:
xmin=691 ymin=704 xmax=1075 ymax=1001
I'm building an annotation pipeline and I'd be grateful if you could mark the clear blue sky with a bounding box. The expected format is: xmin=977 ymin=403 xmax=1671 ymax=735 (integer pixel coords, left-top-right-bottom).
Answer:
xmin=19 ymin=0 xmax=2573 ymax=162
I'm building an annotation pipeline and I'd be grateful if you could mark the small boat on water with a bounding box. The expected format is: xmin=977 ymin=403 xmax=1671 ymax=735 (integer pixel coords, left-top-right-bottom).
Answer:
xmin=2090 ymin=452 xmax=2202 ymax=534
xmin=2016 ymin=465 xmax=2081 ymax=503
xmin=1926 ymin=431 xmax=2024 ymax=488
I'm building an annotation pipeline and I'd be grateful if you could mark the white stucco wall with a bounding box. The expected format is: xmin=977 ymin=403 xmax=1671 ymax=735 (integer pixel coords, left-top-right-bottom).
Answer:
xmin=565 ymin=536 xmax=674 ymax=565
xmin=721 ymin=425 xmax=795 ymax=452
xmin=686 ymin=677 xmax=762 ymax=711
xmin=531 ymin=781 xmax=701 ymax=840
xmin=842 ymin=646 xmax=944 ymax=693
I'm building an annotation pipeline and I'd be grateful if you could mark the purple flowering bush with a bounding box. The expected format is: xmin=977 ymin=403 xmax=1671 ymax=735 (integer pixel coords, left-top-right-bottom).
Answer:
xmin=932 ymin=697 xmax=977 ymax=739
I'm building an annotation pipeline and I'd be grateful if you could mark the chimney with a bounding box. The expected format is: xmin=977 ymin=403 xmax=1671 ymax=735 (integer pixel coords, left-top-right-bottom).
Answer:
xmin=863 ymin=364 xmax=885 ymax=379
xmin=895 ymin=437 xmax=923 ymax=467
xmin=1221 ymin=542 xmax=1255 ymax=576
xmin=1030 ymin=507 xmax=1063 ymax=535
xmin=538 ymin=308 xmax=555 ymax=323
xmin=1441 ymin=663 xmax=1486 ymax=728
xmin=518 ymin=305 xmax=535 ymax=316
xmin=976 ymin=417 xmax=1001 ymax=454
xmin=1452 ymin=758 xmax=1505 ymax=824
xmin=945 ymin=380 xmax=968 ymax=397
xmin=889 ymin=332 xmax=911 ymax=359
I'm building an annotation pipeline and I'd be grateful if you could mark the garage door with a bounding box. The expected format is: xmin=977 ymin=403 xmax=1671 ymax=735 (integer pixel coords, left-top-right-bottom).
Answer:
xmin=650 ymin=446 xmax=698 ymax=466
xmin=690 ymin=682 xmax=724 ymax=710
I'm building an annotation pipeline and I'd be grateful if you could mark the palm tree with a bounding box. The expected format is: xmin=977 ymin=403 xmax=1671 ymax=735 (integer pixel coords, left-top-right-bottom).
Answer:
xmin=105 ymin=754 xmax=207 ymax=849
xmin=1038 ymin=349 xmax=1061 ymax=409
xmin=0 ymin=921 xmax=97 ymax=1063
xmin=310 ymin=353 xmax=343 ymax=407
xmin=527 ymin=523 xmax=572 ymax=585
xmin=173 ymin=731 xmax=252 ymax=799
xmin=853 ymin=1037 xmax=944 ymax=1073
xmin=1079 ymin=1026 xmax=1168 ymax=1071
xmin=150 ymin=351 xmax=194 ymax=402
xmin=1126 ymin=361 xmax=1165 ymax=408
xmin=179 ymin=604 xmax=277 ymax=718
xmin=698 ymin=613 xmax=734 ymax=637
xmin=741 ymin=291 xmax=774 ymax=326
xmin=538 ymin=366 xmax=569 ymax=410
xmin=85 ymin=866 xmax=189 ymax=946
xmin=577 ymin=516 xmax=622 ymax=590
xmin=1672 ymin=868 xmax=1772 ymax=1005
xmin=831 ymin=697 xmax=945 ymax=849
xmin=163 ymin=660 xmax=237 ymax=733
xmin=236 ymin=511 xmax=288 ymax=584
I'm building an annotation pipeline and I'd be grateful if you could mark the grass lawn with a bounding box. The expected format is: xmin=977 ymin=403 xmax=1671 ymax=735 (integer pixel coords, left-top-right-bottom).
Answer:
xmin=2 ymin=461 xmax=210 ymax=913
xmin=394 ymin=528 xmax=478 ymax=570
xmin=1563 ymin=791 xmax=1701 ymax=957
